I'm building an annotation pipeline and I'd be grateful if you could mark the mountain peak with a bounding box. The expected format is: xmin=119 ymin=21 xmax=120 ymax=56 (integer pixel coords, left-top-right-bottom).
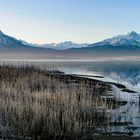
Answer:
xmin=127 ymin=31 xmax=139 ymax=37
xmin=91 ymin=31 xmax=140 ymax=47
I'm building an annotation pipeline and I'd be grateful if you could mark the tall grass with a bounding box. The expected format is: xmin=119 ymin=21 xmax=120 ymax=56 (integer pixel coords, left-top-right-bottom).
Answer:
xmin=0 ymin=65 xmax=110 ymax=139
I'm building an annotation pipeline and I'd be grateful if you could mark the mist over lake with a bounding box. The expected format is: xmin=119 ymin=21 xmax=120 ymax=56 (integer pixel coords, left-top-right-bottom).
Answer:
xmin=2 ymin=60 xmax=140 ymax=91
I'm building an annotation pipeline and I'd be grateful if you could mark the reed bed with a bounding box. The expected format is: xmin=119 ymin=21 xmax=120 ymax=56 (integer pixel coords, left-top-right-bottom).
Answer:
xmin=0 ymin=65 xmax=111 ymax=140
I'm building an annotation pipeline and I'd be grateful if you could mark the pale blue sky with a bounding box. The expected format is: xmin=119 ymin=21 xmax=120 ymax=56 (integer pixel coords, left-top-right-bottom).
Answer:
xmin=0 ymin=0 xmax=140 ymax=43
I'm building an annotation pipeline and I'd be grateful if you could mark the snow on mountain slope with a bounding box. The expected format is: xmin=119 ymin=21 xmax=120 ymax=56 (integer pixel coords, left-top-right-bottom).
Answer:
xmin=23 ymin=41 xmax=89 ymax=50
xmin=0 ymin=30 xmax=89 ymax=50
xmin=1 ymin=29 xmax=140 ymax=51
xmin=0 ymin=30 xmax=7 ymax=46
xmin=0 ymin=30 xmax=25 ymax=48
xmin=92 ymin=31 xmax=140 ymax=47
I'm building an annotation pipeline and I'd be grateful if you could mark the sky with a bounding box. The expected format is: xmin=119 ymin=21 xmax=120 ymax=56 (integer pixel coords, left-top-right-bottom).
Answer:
xmin=0 ymin=0 xmax=140 ymax=44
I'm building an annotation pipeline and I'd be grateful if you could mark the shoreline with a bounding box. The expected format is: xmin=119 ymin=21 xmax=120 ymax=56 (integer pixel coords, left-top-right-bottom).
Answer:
xmin=0 ymin=65 xmax=138 ymax=139
xmin=68 ymin=73 xmax=137 ymax=94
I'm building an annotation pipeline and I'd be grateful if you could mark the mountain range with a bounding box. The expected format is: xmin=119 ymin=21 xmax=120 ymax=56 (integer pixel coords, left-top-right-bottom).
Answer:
xmin=0 ymin=30 xmax=140 ymax=60
xmin=1 ymin=30 xmax=140 ymax=49
xmin=91 ymin=31 xmax=140 ymax=47
xmin=0 ymin=30 xmax=25 ymax=48
xmin=22 ymin=40 xmax=89 ymax=50
xmin=0 ymin=30 xmax=89 ymax=50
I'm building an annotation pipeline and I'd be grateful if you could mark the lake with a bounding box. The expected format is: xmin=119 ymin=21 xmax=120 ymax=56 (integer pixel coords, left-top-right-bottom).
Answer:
xmin=1 ymin=60 xmax=140 ymax=138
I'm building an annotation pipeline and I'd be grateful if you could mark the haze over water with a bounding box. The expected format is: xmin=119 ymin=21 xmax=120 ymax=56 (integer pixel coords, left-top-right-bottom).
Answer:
xmin=1 ymin=60 xmax=140 ymax=91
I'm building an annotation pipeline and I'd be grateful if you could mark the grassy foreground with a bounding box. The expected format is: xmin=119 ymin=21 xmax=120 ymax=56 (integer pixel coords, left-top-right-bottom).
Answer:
xmin=0 ymin=65 xmax=111 ymax=140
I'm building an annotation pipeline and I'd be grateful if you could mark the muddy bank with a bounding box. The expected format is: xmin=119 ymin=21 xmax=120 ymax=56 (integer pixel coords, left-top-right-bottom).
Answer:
xmin=69 ymin=73 xmax=137 ymax=94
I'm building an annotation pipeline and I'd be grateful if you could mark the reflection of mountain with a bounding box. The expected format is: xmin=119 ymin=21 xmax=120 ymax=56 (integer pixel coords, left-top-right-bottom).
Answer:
xmin=85 ymin=62 xmax=140 ymax=90
xmin=49 ymin=61 xmax=140 ymax=90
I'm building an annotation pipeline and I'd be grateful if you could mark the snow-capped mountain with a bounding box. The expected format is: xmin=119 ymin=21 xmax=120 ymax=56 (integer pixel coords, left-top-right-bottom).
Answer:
xmin=66 ymin=31 xmax=140 ymax=58
xmin=22 ymin=41 xmax=89 ymax=50
xmin=1 ymin=29 xmax=140 ymax=52
xmin=1 ymin=29 xmax=140 ymax=51
xmin=0 ymin=30 xmax=89 ymax=50
xmin=91 ymin=31 xmax=140 ymax=47
xmin=1 ymin=30 xmax=140 ymax=60
xmin=0 ymin=30 xmax=25 ymax=48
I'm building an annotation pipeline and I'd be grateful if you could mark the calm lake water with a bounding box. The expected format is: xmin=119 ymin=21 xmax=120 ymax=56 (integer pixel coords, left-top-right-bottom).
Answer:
xmin=3 ymin=60 xmax=140 ymax=91
xmin=1 ymin=60 xmax=140 ymax=138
